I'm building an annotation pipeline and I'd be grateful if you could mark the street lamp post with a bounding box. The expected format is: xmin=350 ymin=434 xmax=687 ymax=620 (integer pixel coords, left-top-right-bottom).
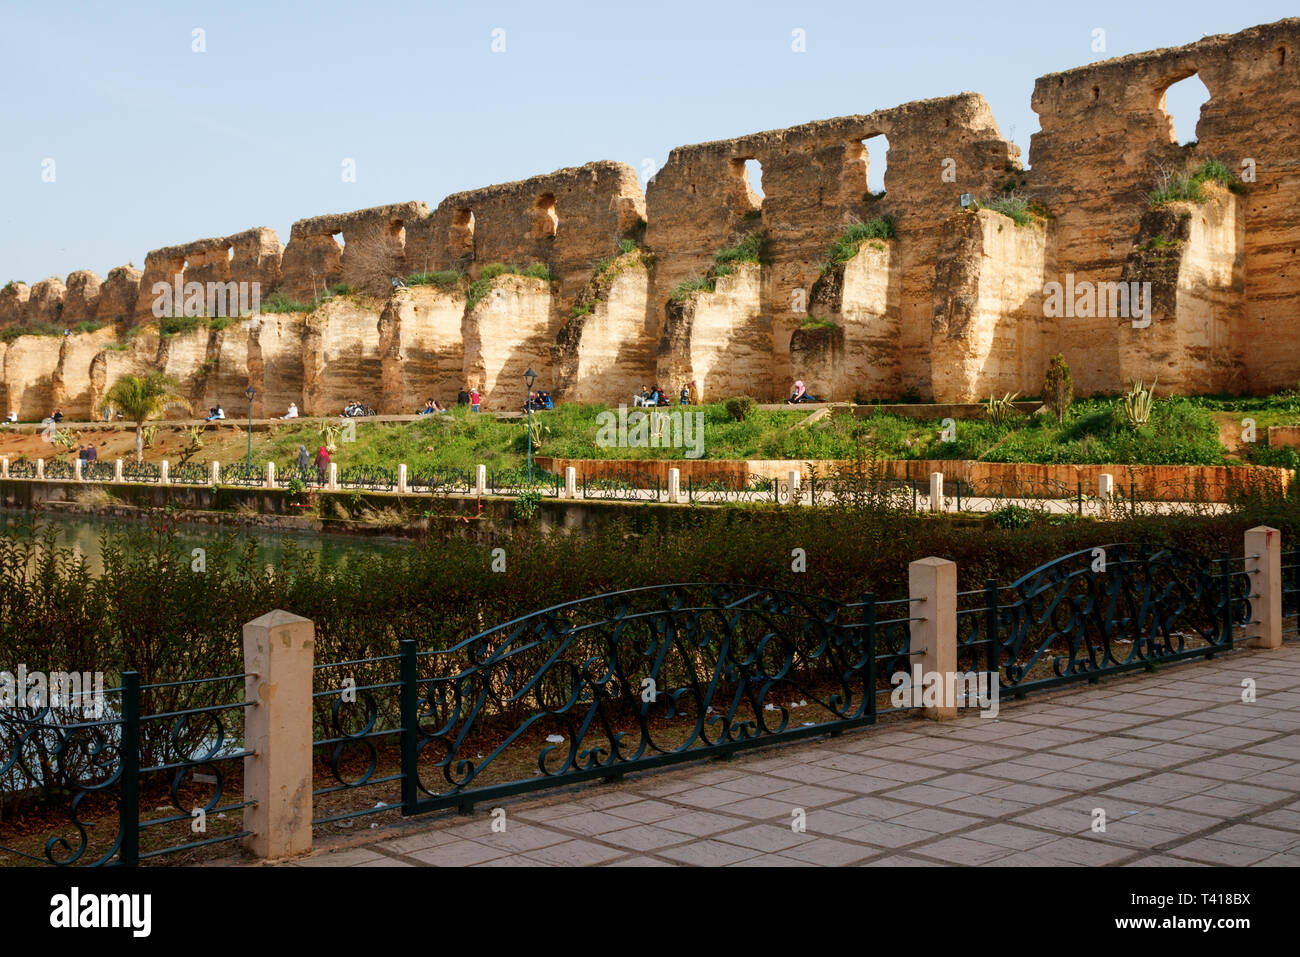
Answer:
xmin=524 ymin=367 xmax=536 ymax=482
xmin=245 ymin=386 xmax=256 ymax=471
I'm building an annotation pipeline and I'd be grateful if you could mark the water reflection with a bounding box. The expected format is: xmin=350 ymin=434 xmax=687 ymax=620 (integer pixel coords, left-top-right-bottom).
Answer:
xmin=0 ymin=511 xmax=406 ymax=575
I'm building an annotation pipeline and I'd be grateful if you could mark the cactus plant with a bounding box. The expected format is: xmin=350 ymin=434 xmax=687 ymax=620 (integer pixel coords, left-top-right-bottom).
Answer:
xmin=1121 ymin=377 xmax=1158 ymax=428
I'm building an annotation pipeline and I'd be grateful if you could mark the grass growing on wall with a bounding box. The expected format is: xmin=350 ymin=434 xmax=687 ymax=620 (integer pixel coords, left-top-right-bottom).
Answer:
xmin=820 ymin=217 xmax=897 ymax=274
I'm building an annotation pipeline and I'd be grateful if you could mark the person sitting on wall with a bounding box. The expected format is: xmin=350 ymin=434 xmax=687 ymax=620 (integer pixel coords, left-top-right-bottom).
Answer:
xmin=419 ymin=398 xmax=435 ymax=415
xmin=633 ymin=385 xmax=650 ymax=408
xmin=431 ymin=399 xmax=446 ymax=414
xmin=343 ymin=401 xmax=356 ymax=417
xmin=281 ymin=402 xmax=299 ymax=419
xmin=51 ymin=409 xmax=64 ymax=423
xmin=541 ymin=391 xmax=554 ymax=410
xmin=654 ymin=386 xmax=671 ymax=408
xmin=4 ymin=411 xmax=15 ymax=424
xmin=206 ymin=404 xmax=226 ymax=420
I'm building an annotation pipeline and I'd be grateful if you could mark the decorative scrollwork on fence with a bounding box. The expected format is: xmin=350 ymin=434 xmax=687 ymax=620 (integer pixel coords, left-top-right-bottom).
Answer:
xmin=219 ymin=463 xmax=262 ymax=487
xmin=82 ymin=461 xmax=115 ymax=482
xmin=583 ymin=470 xmax=663 ymax=501
xmin=7 ymin=458 xmax=37 ymax=479
xmin=170 ymin=463 xmax=210 ymax=485
xmin=338 ymin=465 xmax=396 ymax=491
xmin=122 ymin=462 xmax=161 ymax=484
xmin=407 ymin=468 xmax=471 ymax=495
xmin=44 ymin=459 xmax=75 ymax=480
xmin=957 ymin=544 xmax=1246 ymax=694
xmin=406 ymin=584 xmax=885 ymax=809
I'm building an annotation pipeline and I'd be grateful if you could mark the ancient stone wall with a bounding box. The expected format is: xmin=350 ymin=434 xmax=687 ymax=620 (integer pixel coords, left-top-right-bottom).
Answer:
xmin=1 ymin=18 xmax=1295 ymax=410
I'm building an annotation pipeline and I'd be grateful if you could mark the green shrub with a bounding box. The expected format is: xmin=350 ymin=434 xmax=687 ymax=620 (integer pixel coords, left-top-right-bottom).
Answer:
xmin=710 ymin=231 xmax=766 ymax=276
xmin=670 ymin=277 xmax=714 ymax=302
xmin=724 ymin=396 xmax=757 ymax=422
xmin=618 ymin=238 xmax=638 ymax=255
xmin=260 ymin=291 xmax=313 ymax=313
xmin=1150 ymin=158 xmax=1243 ymax=206
xmin=159 ymin=315 xmax=203 ymax=336
xmin=991 ymin=504 xmax=1036 ymax=529
xmin=978 ymin=196 xmax=1034 ymax=226
xmin=799 ymin=316 xmax=838 ymax=330
xmin=822 ymin=218 xmax=897 ymax=273
xmin=407 ymin=269 xmax=464 ymax=291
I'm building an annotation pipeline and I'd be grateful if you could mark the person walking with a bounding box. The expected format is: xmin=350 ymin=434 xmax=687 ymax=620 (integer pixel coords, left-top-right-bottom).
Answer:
xmin=296 ymin=444 xmax=310 ymax=477
xmin=313 ymin=445 xmax=330 ymax=484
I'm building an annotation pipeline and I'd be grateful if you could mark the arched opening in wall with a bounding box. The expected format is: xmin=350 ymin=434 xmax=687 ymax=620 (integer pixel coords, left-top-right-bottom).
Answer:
xmin=728 ymin=157 xmax=763 ymax=216
xmin=1159 ymin=72 xmax=1211 ymax=146
xmin=226 ymin=245 xmax=234 ymax=262
xmin=530 ymin=194 xmax=558 ymax=239
xmin=450 ymin=209 xmax=474 ymax=260
xmin=860 ymin=134 xmax=889 ymax=200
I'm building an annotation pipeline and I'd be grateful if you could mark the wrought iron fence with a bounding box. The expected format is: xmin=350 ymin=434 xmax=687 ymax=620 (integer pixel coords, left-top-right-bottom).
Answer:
xmin=583 ymin=469 xmax=664 ymax=501
xmin=955 ymin=543 xmax=1250 ymax=697
xmin=338 ymin=465 xmax=397 ymax=492
xmin=407 ymin=467 xmax=472 ymax=495
xmin=806 ymin=474 xmax=926 ymax=510
xmin=489 ymin=468 xmax=559 ymax=496
xmin=953 ymin=477 xmax=1105 ymax=517
xmin=170 ymin=462 xmax=211 ymax=485
xmin=82 ymin=460 xmax=115 ymax=482
xmin=7 ymin=459 xmax=37 ymax=479
xmin=44 ymin=458 xmax=75 ymax=480
xmin=0 ymin=673 xmax=252 ymax=867
xmin=687 ymin=475 xmax=796 ymax=505
xmin=219 ymin=462 xmax=263 ymax=487
xmin=275 ymin=465 xmax=323 ymax=488
xmin=122 ymin=461 xmax=161 ymax=484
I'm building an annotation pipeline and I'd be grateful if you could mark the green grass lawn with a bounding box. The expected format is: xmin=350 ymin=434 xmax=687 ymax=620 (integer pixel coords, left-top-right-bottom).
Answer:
xmin=249 ymin=394 xmax=1300 ymax=472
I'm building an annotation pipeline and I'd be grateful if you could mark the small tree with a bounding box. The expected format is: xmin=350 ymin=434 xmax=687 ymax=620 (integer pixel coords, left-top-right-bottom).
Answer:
xmin=99 ymin=372 xmax=185 ymax=463
xmin=1041 ymin=353 xmax=1073 ymax=424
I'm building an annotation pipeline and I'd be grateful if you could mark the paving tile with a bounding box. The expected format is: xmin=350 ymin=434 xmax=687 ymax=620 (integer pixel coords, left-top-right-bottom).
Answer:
xmin=779 ymin=837 xmax=877 ymax=866
xmin=659 ymin=840 xmax=765 ymax=866
xmin=910 ymin=836 xmax=1016 ymax=865
xmin=523 ymin=839 xmax=628 ymax=866
xmin=1165 ymin=838 xmax=1277 ymax=866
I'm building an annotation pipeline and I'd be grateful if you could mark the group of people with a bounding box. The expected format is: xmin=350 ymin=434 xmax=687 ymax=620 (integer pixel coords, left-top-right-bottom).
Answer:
xmin=523 ymin=391 xmax=554 ymax=412
xmin=456 ymin=387 xmax=482 ymax=413
xmin=418 ymin=398 xmax=448 ymax=415
xmin=295 ymin=444 xmax=331 ymax=484
xmin=342 ymin=401 xmax=374 ymax=417
xmin=76 ymin=444 xmax=98 ymax=462
xmin=634 ymin=381 xmax=700 ymax=407
xmin=205 ymin=405 xmax=226 ymax=420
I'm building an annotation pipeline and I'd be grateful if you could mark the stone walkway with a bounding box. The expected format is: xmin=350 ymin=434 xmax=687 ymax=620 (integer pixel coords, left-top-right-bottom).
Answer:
xmin=286 ymin=643 xmax=1300 ymax=867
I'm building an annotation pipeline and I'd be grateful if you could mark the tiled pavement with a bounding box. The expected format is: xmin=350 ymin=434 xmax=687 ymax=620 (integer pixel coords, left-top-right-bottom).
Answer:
xmin=286 ymin=643 xmax=1300 ymax=867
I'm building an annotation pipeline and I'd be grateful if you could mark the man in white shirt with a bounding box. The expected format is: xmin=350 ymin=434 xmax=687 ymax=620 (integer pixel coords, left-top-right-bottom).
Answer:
xmin=281 ymin=402 xmax=299 ymax=419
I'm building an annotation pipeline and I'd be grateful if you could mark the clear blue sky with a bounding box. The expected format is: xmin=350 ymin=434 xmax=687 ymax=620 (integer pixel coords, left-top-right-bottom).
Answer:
xmin=0 ymin=1 xmax=1292 ymax=283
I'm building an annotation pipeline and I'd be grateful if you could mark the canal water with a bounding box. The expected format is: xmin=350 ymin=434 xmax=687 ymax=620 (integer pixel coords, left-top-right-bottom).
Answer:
xmin=0 ymin=511 xmax=407 ymax=575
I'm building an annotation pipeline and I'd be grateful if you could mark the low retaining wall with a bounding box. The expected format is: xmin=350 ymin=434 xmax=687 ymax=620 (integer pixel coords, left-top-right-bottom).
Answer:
xmin=536 ymin=457 xmax=1292 ymax=502
xmin=1270 ymin=426 xmax=1300 ymax=449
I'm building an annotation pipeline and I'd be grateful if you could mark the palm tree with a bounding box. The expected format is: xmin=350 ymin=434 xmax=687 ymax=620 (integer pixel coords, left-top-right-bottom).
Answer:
xmin=99 ymin=372 xmax=185 ymax=463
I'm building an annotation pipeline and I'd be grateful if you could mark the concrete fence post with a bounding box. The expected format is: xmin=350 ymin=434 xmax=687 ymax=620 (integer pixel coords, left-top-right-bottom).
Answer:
xmin=1 ymin=457 xmax=8 ymax=479
xmin=74 ymin=458 xmax=84 ymax=482
xmin=160 ymin=460 xmax=170 ymax=485
xmin=210 ymin=460 xmax=221 ymax=486
xmin=564 ymin=466 xmax=577 ymax=499
xmin=1098 ymin=473 xmax=1113 ymax=518
xmin=909 ymin=557 xmax=958 ymax=719
xmin=328 ymin=462 xmax=339 ymax=491
xmin=242 ymin=610 xmax=314 ymax=860
xmin=35 ymin=459 xmax=44 ymax=480
xmin=929 ymin=471 xmax=944 ymax=513
xmin=475 ymin=464 xmax=487 ymax=496
xmin=668 ymin=467 xmax=681 ymax=504
xmin=1245 ymin=526 xmax=1283 ymax=650
xmin=264 ymin=461 xmax=276 ymax=490
xmin=397 ymin=463 xmax=408 ymax=495
xmin=787 ymin=469 xmax=801 ymax=505
xmin=113 ymin=459 xmax=123 ymax=483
